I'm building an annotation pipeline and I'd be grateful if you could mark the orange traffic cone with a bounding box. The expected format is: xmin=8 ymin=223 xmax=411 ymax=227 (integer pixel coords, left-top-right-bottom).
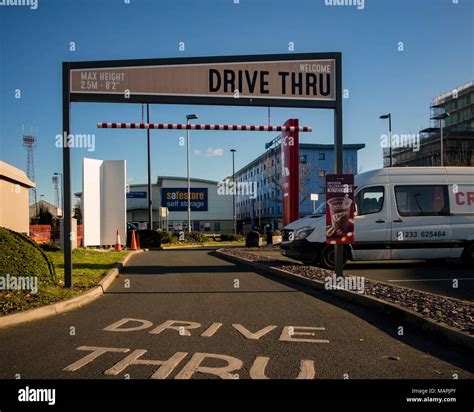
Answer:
xmin=130 ymin=230 xmax=138 ymax=251
xmin=115 ymin=229 xmax=122 ymax=252
xmin=136 ymin=231 xmax=141 ymax=249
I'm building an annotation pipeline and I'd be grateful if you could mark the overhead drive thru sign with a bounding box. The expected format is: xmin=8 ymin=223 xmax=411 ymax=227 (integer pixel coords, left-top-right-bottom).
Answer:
xmin=69 ymin=54 xmax=336 ymax=108
xmin=62 ymin=53 xmax=344 ymax=287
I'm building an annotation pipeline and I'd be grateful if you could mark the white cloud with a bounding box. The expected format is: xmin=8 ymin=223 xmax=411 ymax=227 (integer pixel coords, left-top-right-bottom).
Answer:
xmin=206 ymin=147 xmax=224 ymax=157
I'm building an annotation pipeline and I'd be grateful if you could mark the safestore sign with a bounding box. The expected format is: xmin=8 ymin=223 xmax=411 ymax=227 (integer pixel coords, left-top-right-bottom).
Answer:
xmin=161 ymin=188 xmax=208 ymax=212
xmin=68 ymin=54 xmax=338 ymax=108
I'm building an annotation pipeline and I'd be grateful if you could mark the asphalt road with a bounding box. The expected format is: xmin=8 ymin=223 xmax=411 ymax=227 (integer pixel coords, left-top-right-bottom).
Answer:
xmin=253 ymin=249 xmax=474 ymax=301
xmin=0 ymin=249 xmax=472 ymax=380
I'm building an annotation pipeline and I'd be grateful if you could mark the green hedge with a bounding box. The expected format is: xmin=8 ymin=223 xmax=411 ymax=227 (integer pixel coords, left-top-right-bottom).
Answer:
xmin=0 ymin=227 xmax=57 ymax=286
xmin=183 ymin=231 xmax=207 ymax=243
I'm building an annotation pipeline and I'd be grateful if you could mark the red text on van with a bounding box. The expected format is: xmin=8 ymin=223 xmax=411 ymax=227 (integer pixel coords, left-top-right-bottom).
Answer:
xmin=455 ymin=192 xmax=474 ymax=206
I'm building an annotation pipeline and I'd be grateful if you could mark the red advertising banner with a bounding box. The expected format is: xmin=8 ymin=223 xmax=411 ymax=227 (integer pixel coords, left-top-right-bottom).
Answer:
xmin=281 ymin=119 xmax=300 ymax=227
xmin=326 ymin=174 xmax=355 ymax=244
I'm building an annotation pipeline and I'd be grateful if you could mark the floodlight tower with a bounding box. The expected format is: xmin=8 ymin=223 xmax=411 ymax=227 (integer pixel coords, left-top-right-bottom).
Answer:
xmin=23 ymin=134 xmax=38 ymax=215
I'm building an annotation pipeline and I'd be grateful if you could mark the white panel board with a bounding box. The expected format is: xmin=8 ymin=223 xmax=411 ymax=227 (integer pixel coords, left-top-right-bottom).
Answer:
xmin=101 ymin=160 xmax=127 ymax=245
xmin=82 ymin=158 xmax=103 ymax=246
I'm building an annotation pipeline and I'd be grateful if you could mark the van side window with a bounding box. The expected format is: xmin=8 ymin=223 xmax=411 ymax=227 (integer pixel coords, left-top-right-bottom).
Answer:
xmin=355 ymin=186 xmax=384 ymax=215
xmin=395 ymin=185 xmax=449 ymax=217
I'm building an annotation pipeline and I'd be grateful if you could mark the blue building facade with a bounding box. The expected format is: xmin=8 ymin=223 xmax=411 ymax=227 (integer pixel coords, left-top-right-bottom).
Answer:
xmin=234 ymin=143 xmax=365 ymax=232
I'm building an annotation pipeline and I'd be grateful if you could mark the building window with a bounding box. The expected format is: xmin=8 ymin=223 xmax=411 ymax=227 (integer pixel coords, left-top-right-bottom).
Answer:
xmin=319 ymin=170 xmax=326 ymax=177
xmin=319 ymin=187 xmax=325 ymax=194
xmin=214 ymin=222 xmax=221 ymax=232
xmin=319 ymin=153 xmax=325 ymax=160
xmin=300 ymin=155 xmax=307 ymax=164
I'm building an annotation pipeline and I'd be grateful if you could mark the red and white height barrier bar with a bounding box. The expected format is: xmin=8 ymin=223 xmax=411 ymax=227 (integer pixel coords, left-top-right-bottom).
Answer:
xmin=97 ymin=122 xmax=312 ymax=132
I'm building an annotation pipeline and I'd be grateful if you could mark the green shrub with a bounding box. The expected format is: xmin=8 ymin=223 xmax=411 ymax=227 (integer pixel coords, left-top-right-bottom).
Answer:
xmin=137 ymin=230 xmax=167 ymax=248
xmin=40 ymin=242 xmax=61 ymax=252
xmin=183 ymin=231 xmax=207 ymax=243
xmin=0 ymin=227 xmax=56 ymax=287
xmin=169 ymin=235 xmax=178 ymax=244
xmin=221 ymin=234 xmax=244 ymax=242
xmin=156 ymin=231 xmax=174 ymax=244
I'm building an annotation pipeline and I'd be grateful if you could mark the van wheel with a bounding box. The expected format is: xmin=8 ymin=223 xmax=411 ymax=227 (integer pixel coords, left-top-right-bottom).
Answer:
xmin=320 ymin=245 xmax=347 ymax=270
xmin=461 ymin=243 xmax=474 ymax=266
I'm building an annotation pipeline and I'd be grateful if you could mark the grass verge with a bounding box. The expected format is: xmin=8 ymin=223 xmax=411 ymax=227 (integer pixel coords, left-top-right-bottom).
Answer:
xmin=0 ymin=248 xmax=129 ymax=315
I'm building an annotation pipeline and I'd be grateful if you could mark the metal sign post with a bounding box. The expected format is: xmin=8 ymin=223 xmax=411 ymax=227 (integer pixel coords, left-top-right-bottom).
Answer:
xmin=334 ymin=57 xmax=344 ymax=277
xmin=62 ymin=62 xmax=72 ymax=288
xmin=146 ymin=104 xmax=153 ymax=230
xmin=62 ymin=53 xmax=343 ymax=286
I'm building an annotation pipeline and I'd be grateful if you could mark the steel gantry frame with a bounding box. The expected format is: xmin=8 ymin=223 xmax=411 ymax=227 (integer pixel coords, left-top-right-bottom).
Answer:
xmin=62 ymin=52 xmax=344 ymax=287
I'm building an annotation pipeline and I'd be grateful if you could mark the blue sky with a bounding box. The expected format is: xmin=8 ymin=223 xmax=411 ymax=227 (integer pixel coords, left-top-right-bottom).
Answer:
xmin=0 ymin=0 xmax=472 ymax=205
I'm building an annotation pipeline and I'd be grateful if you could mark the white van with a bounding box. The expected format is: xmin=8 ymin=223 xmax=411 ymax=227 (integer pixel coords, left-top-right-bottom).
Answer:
xmin=280 ymin=167 xmax=474 ymax=269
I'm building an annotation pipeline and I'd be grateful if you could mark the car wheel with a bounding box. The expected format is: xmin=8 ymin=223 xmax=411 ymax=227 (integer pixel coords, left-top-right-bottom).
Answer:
xmin=461 ymin=243 xmax=474 ymax=266
xmin=320 ymin=245 xmax=347 ymax=270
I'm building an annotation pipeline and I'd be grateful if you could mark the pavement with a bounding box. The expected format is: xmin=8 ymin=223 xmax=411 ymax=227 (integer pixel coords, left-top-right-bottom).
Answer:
xmin=0 ymin=249 xmax=472 ymax=379
xmin=250 ymin=249 xmax=474 ymax=301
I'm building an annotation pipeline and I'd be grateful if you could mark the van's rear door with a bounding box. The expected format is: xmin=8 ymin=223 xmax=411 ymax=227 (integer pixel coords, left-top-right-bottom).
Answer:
xmin=390 ymin=182 xmax=452 ymax=259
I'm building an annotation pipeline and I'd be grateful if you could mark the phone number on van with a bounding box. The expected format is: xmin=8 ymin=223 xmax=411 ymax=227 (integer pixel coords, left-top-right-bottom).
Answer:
xmin=401 ymin=231 xmax=447 ymax=239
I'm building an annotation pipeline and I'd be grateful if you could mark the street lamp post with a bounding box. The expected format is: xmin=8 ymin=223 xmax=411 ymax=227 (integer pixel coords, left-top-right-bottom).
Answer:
xmin=53 ymin=172 xmax=63 ymax=218
xmin=380 ymin=113 xmax=392 ymax=167
xmin=186 ymin=114 xmax=198 ymax=232
xmin=146 ymin=104 xmax=153 ymax=231
xmin=432 ymin=112 xmax=450 ymax=166
xmin=230 ymin=149 xmax=236 ymax=234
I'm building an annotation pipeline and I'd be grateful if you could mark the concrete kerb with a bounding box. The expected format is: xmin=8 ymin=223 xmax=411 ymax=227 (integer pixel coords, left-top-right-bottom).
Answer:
xmin=0 ymin=249 xmax=143 ymax=328
xmin=215 ymin=249 xmax=474 ymax=354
